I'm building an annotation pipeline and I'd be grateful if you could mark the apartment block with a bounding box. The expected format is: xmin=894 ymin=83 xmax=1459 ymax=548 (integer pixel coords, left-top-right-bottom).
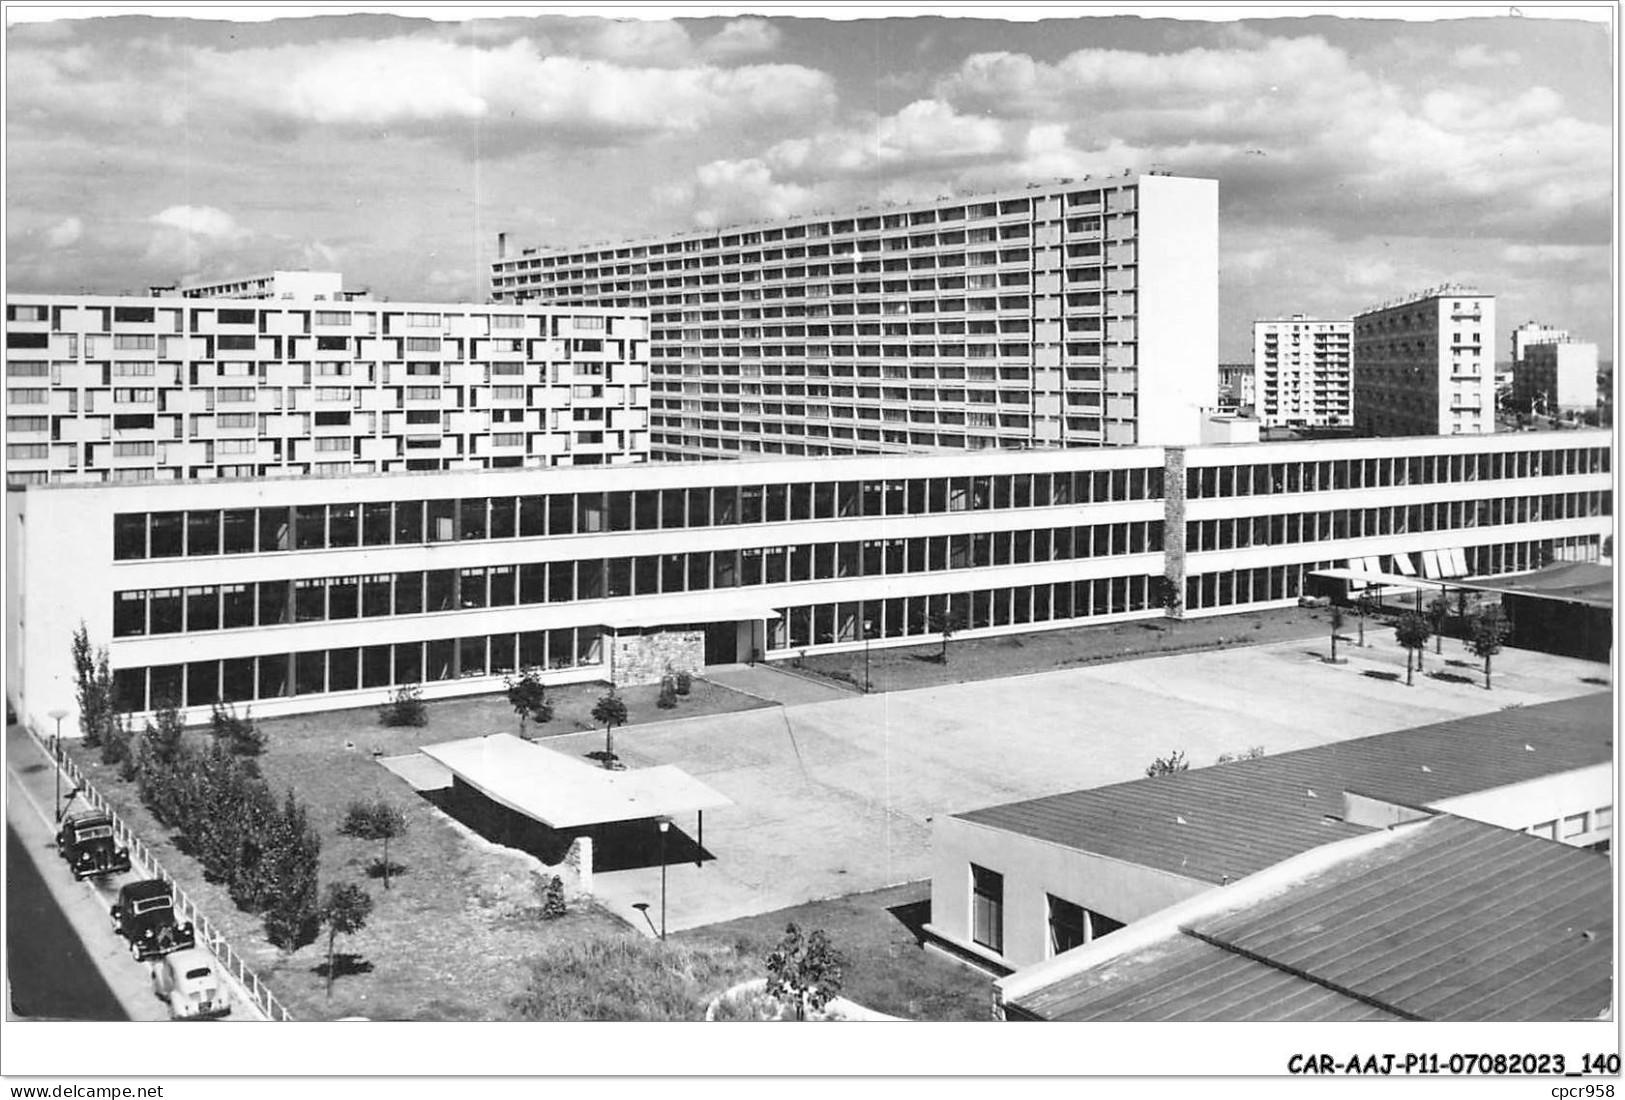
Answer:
xmin=7 ymin=429 xmax=1608 ymax=733
xmin=1352 ymin=287 xmax=1495 ymax=437
xmin=492 ymin=173 xmax=1219 ymax=458
xmin=4 ymin=295 xmax=651 ymax=485
xmin=174 ymin=270 xmax=352 ymax=301
xmin=1515 ymin=339 xmax=1599 ymax=416
xmin=1251 ymin=316 xmax=1352 ymax=428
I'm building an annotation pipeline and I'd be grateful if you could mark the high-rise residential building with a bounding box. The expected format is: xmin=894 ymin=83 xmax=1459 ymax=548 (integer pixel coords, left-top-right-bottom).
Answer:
xmin=3 ymin=294 xmax=651 ymax=485
xmin=1511 ymin=321 xmax=1570 ymax=367
xmin=491 ymin=173 xmax=1219 ymax=459
xmin=1352 ymin=287 xmax=1495 ymax=437
xmin=1216 ymin=363 xmax=1255 ymax=414
xmin=1251 ymin=315 xmax=1352 ymax=428
xmin=1516 ymin=339 xmax=1599 ymax=417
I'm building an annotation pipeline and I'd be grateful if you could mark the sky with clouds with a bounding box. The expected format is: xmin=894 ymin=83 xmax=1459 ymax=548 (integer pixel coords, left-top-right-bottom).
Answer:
xmin=5 ymin=7 xmax=1614 ymax=361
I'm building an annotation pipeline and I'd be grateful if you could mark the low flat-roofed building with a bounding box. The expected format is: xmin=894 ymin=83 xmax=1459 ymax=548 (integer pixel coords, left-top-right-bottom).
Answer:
xmin=926 ymin=693 xmax=1612 ymax=972
xmin=996 ymin=811 xmax=1612 ymax=1021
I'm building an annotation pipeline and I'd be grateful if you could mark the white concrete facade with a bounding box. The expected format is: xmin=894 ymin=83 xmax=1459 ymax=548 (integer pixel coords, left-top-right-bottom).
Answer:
xmin=176 ymin=271 xmax=348 ymax=301
xmin=1353 ymin=288 xmax=1495 ymax=437
xmin=4 ymin=294 xmax=651 ymax=485
xmin=1252 ymin=315 xmax=1353 ymax=428
xmin=6 ymin=430 xmax=1608 ymax=740
xmin=492 ymin=173 xmax=1219 ymax=457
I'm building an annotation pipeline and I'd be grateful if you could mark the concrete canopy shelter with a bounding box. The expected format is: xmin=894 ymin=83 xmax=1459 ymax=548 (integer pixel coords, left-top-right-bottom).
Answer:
xmin=419 ymin=734 xmax=731 ymax=830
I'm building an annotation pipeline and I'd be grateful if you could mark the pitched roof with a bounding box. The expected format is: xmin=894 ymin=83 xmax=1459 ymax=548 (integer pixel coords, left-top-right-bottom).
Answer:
xmin=1007 ymin=815 xmax=1613 ymax=1022
xmin=956 ymin=692 xmax=1612 ymax=886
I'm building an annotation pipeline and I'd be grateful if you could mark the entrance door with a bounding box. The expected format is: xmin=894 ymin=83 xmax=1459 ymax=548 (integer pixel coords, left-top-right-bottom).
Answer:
xmin=702 ymin=621 xmax=738 ymax=665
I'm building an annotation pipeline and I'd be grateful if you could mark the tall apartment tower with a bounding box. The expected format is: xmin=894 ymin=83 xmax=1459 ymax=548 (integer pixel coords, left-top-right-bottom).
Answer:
xmin=1352 ymin=287 xmax=1496 ymax=437
xmin=1251 ymin=315 xmax=1353 ymax=428
xmin=4 ymin=294 xmax=650 ymax=485
xmin=492 ymin=173 xmax=1219 ymax=459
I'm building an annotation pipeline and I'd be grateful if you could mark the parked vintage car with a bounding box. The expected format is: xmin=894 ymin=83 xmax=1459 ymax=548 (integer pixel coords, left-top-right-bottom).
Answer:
xmin=151 ymin=947 xmax=230 ymax=1019
xmin=55 ymin=810 xmax=132 ymax=880
xmin=110 ymin=879 xmax=195 ymax=961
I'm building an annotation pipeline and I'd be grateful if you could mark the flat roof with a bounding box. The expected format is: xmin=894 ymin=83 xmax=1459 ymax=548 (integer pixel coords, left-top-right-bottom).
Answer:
xmin=956 ymin=692 xmax=1612 ymax=886
xmin=1009 ymin=814 xmax=1613 ymax=1022
xmin=419 ymin=734 xmax=730 ymax=830
xmin=1477 ymin=562 xmax=1613 ymax=608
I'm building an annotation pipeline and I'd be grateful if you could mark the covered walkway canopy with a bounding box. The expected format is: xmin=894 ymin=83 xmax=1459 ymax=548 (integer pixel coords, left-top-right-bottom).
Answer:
xmin=596 ymin=594 xmax=782 ymax=631
xmin=419 ymin=734 xmax=731 ymax=830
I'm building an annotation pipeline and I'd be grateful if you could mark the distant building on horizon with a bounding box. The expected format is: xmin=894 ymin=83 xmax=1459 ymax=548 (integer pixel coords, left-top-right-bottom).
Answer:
xmin=1252 ymin=315 xmax=1352 ymax=429
xmin=1216 ymin=362 xmax=1254 ymax=413
xmin=1516 ymin=338 xmax=1599 ymax=418
xmin=1353 ymin=287 xmax=1495 ymax=437
xmin=492 ymin=172 xmax=1221 ymax=458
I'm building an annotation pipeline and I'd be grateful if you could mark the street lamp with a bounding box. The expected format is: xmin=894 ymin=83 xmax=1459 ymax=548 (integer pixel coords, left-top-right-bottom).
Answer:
xmin=657 ymin=818 xmax=670 ymax=941
xmin=863 ymin=619 xmax=874 ymax=693
xmin=47 ymin=708 xmax=69 ymax=822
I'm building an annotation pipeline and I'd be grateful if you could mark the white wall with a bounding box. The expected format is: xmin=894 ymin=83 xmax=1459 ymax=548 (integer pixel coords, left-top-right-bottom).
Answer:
xmin=1135 ymin=175 xmax=1219 ymax=447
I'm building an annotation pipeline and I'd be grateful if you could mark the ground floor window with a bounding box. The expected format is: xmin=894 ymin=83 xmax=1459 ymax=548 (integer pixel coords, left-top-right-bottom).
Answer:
xmin=109 ymin=625 xmax=605 ymax=712
xmin=971 ymin=864 xmax=1004 ymax=954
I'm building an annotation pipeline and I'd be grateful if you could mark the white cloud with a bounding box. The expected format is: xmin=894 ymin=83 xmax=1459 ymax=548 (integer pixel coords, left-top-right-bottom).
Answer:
xmin=666 ymin=157 xmax=816 ymax=229
xmin=149 ymin=205 xmax=248 ymax=240
xmin=45 ymin=216 xmax=83 ymax=248
xmin=702 ymin=18 xmax=782 ymax=60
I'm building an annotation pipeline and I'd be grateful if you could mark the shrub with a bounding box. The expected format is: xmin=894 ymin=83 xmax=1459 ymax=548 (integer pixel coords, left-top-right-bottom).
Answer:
xmin=540 ymin=875 xmax=567 ymax=920
xmin=210 ymin=700 xmax=265 ymax=757
xmin=675 ymin=670 xmax=693 ymax=696
xmin=657 ymin=678 xmax=678 ymax=710
xmin=766 ymin=923 xmax=845 ymax=1021
xmin=1145 ymin=750 xmax=1189 ymax=778
xmin=379 ymin=682 xmax=427 ymax=727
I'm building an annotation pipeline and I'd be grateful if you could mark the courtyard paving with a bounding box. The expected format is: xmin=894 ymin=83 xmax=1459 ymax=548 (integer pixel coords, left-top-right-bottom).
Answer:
xmin=543 ymin=635 xmax=1611 ymax=934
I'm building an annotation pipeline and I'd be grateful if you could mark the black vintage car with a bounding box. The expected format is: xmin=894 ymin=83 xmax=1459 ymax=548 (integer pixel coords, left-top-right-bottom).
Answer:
xmin=55 ymin=811 xmax=132 ymax=880
xmin=110 ymin=879 xmax=195 ymax=961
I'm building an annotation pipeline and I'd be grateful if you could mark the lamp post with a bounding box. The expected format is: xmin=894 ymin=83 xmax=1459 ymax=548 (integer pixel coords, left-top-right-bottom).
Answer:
xmin=47 ymin=708 xmax=69 ymax=822
xmin=657 ymin=818 xmax=669 ymax=941
xmin=863 ymin=619 xmax=874 ymax=693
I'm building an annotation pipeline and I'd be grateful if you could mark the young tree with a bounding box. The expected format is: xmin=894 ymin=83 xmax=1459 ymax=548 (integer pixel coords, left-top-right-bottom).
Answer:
xmin=1394 ymin=613 xmax=1431 ymax=687
xmin=926 ymin=607 xmax=967 ymax=665
xmin=591 ymin=691 xmax=629 ymax=764
xmin=1145 ymin=750 xmax=1189 ymax=778
xmin=503 ymin=668 xmax=552 ymax=740
xmin=1354 ymin=591 xmax=1377 ymax=647
xmin=263 ymin=790 xmax=322 ymax=952
xmin=70 ymin=623 xmax=104 ymax=747
xmin=1328 ymin=605 xmax=1345 ymax=661
xmin=378 ymin=682 xmax=427 ymax=728
xmin=141 ymin=700 xmax=187 ymax=769
xmin=656 ymin=676 xmax=678 ymax=710
xmin=210 ymin=700 xmax=265 ymax=758
xmin=339 ymin=798 xmax=410 ymax=890
xmin=1426 ymin=592 xmax=1451 ymax=654
xmin=1157 ymin=575 xmax=1183 ymax=629
xmin=1466 ymin=605 xmax=1513 ymax=690
xmin=765 ymin=923 xmax=845 ymax=1021
xmin=320 ymin=883 xmax=374 ymax=998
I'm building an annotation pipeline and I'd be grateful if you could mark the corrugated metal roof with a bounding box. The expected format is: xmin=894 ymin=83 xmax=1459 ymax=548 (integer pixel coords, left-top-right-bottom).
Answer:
xmin=1190 ymin=815 xmax=1613 ymax=1021
xmin=1011 ymin=815 xmax=1612 ymax=1022
xmin=957 ymin=693 xmax=1611 ymax=885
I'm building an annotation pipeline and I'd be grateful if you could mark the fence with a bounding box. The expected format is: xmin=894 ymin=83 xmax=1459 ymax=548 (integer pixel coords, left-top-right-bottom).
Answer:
xmin=32 ymin=724 xmax=296 ymax=1022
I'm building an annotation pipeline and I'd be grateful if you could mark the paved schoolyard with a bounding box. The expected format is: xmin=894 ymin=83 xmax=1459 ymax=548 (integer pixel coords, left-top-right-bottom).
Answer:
xmin=542 ymin=635 xmax=1611 ymax=934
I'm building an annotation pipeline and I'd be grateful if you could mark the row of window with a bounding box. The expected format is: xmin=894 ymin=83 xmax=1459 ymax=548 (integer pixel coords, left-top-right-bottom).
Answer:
xmin=765 ymin=574 xmax=1159 ymax=652
xmin=1184 ymin=446 xmax=1610 ymax=499
xmin=1528 ymin=806 xmax=1612 ymax=842
xmin=111 ymin=521 xmax=1165 ymax=636
xmin=109 ymin=471 xmax=1164 ymax=559
xmin=1184 ymin=492 xmax=1609 ymax=553
xmin=109 ymin=626 xmax=604 ymax=713
xmin=7 ymin=304 xmax=597 ymax=336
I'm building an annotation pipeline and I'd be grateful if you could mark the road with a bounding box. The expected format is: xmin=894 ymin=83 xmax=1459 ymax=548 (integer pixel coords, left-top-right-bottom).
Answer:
xmin=6 ymin=820 xmax=127 ymax=1020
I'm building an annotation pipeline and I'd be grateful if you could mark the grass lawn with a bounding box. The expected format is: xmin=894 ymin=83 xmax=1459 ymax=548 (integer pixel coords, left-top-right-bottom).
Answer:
xmin=794 ymin=604 xmax=1342 ymax=694
xmin=677 ymin=881 xmax=993 ymax=1022
xmin=63 ymin=676 xmax=765 ymax=1021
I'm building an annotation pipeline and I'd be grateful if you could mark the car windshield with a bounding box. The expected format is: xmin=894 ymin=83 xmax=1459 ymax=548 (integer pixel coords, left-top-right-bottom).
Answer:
xmin=132 ymin=897 xmax=172 ymax=915
xmin=76 ymin=825 xmax=113 ymax=840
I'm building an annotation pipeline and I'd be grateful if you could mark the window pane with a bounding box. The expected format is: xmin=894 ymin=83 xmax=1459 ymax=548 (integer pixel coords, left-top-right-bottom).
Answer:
xmin=186 ymin=511 xmax=220 ymax=557
xmin=150 ymin=512 xmax=184 ymax=558
xmin=329 ymin=504 xmax=359 ymax=548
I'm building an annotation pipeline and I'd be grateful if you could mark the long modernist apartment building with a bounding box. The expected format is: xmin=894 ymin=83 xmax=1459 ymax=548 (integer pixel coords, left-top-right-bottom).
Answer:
xmin=491 ymin=173 xmax=1219 ymax=458
xmin=4 ymin=294 xmax=651 ymax=485
xmin=7 ymin=428 xmax=1609 ymax=735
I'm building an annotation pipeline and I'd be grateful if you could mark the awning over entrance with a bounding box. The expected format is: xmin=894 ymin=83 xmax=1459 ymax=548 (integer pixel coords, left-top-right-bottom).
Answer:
xmin=1310 ymin=567 xmax=1451 ymax=594
xmin=419 ymin=734 xmax=732 ymax=829
xmin=596 ymin=593 xmax=782 ymax=631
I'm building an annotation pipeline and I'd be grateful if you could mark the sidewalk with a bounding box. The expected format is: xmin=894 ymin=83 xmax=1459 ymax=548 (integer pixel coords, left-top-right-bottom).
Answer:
xmin=704 ymin=663 xmax=861 ymax=706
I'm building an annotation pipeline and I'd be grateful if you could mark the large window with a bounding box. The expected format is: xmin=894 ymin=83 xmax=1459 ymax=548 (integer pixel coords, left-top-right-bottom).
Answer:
xmin=970 ymin=864 xmax=1003 ymax=954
